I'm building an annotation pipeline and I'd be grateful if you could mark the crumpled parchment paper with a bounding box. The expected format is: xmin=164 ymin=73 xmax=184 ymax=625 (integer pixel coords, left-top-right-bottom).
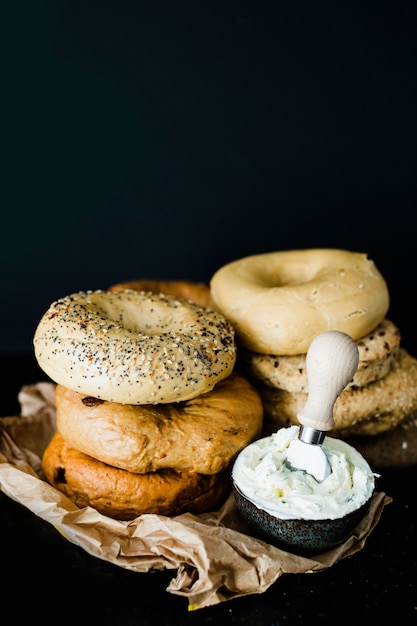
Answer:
xmin=0 ymin=383 xmax=391 ymax=610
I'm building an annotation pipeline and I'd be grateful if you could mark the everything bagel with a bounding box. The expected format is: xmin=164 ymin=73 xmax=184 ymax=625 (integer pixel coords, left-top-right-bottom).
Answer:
xmin=259 ymin=349 xmax=417 ymax=437
xmin=240 ymin=319 xmax=401 ymax=392
xmin=210 ymin=249 xmax=389 ymax=355
xmin=33 ymin=289 xmax=236 ymax=404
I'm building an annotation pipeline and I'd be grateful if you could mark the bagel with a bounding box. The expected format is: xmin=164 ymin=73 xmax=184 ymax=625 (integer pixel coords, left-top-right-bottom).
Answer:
xmin=108 ymin=279 xmax=213 ymax=308
xmin=239 ymin=319 xmax=401 ymax=392
xmin=259 ymin=348 xmax=417 ymax=437
xmin=33 ymin=289 xmax=236 ymax=405
xmin=345 ymin=414 xmax=417 ymax=470
xmin=210 ymin=249 xmax=389 ymax=355
xmin=42 ymin=432 xmax=230 ymax=520
xmin=54 ymin=371 xmax=264 ymax=475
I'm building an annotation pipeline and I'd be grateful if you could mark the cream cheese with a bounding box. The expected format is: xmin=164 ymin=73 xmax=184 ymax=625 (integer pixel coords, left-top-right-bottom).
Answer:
xmin=232 ymin=426 xmax=376 ymax=520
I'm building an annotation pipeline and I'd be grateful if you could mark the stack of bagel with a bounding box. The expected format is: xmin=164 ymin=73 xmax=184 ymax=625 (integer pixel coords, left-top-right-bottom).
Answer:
xmin=210 ymin=248 xmax=417 ymax=470
xmin=34 ymin=281 xmax=263 ymax=520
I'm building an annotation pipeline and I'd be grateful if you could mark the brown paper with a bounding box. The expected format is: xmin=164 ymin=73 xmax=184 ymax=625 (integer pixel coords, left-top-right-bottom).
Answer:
xmin=0 ymin=383 xmax=392 ymax=610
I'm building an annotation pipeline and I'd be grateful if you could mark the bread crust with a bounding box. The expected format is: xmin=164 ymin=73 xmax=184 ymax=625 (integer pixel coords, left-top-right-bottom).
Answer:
xmin=240 ymin=319 xmax=400 ymax=392
xmin=42 ymin=432 xmax=231 ymax=519
xmin=55 ymin=371 xmax=263 ymax=474
xmin=108 ymin=279 xmax=213 ymax=308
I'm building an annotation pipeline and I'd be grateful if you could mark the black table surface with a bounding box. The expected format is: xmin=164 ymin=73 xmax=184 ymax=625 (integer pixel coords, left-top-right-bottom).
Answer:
xmin=1 ymin=351 xmax=416 ymax=625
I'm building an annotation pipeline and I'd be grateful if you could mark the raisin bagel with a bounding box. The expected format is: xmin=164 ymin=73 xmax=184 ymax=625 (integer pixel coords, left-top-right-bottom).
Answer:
xmin=54 ymin=371 xmax=263 ymax=475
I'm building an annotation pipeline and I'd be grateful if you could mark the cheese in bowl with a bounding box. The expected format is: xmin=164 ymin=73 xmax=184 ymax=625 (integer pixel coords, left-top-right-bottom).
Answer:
xmin=232 ymin=426 xmax=376 ymax=554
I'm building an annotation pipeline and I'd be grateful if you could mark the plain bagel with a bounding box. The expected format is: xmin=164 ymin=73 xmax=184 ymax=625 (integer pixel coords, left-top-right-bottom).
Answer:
xmin=54 ymin=371 xmax=264 ymax=475
xmin=33 ymin=289 xmax=236 ymax=405
xmin=42 ymin=432 xmax=231 ymax=520
xmin=210 ymin=249 xmax=389 ymax=355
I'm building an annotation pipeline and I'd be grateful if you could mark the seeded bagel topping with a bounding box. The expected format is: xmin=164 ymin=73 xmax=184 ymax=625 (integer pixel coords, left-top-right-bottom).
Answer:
xmin=34 ymin=289 xmax=237 ymax=404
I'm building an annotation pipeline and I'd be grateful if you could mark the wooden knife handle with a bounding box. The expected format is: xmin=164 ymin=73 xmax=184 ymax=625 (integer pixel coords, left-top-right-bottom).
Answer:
xmin=297 ymin=331 xmax=359 ymax=432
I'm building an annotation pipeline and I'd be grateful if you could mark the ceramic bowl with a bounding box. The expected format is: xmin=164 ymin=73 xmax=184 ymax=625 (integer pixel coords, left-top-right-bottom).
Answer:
xmin=232 ymin=482 xmax=372 ymax=556
xmin=231 ymin=427 xmax=376 ymax=556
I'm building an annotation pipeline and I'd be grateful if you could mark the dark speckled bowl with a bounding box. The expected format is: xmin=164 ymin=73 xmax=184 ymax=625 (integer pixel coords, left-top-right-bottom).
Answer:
xmin=232 ymin=482 xmax=372 ymax=556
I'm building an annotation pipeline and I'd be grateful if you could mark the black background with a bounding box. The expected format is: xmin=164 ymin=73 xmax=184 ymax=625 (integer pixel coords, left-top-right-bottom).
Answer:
xmin=3 ymin=0 xmax=417 ymax=353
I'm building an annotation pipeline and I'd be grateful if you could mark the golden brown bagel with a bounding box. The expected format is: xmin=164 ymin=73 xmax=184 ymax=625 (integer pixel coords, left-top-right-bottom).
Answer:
xmin=54 ymin=371 xmax=264 ymax=475
xmin=42 ymin=432 xmax=230 ymax=520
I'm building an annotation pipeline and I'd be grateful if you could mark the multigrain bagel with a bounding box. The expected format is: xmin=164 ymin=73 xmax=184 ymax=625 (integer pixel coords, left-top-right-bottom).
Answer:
xmin=42 ymin=432 xmax=231 ymax=520
xmin=108 ymin=279 xmax=213 ymax=308
xmin=33 ymin=290 xmax=236 ymax=405
xmin=259 ymin=348 xmax=417 ymax=437
xmin=240 ymin=319 xmax=401 ymax=392
xmin=210 ymin=249 xmax=389 ymax=355
xmin=54 ymin=371 xmax=264 ymax=475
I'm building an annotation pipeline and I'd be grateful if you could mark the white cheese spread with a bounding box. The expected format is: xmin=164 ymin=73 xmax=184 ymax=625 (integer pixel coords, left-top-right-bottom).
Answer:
xmin=232 ymin=426 xmax=376 ymax=520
